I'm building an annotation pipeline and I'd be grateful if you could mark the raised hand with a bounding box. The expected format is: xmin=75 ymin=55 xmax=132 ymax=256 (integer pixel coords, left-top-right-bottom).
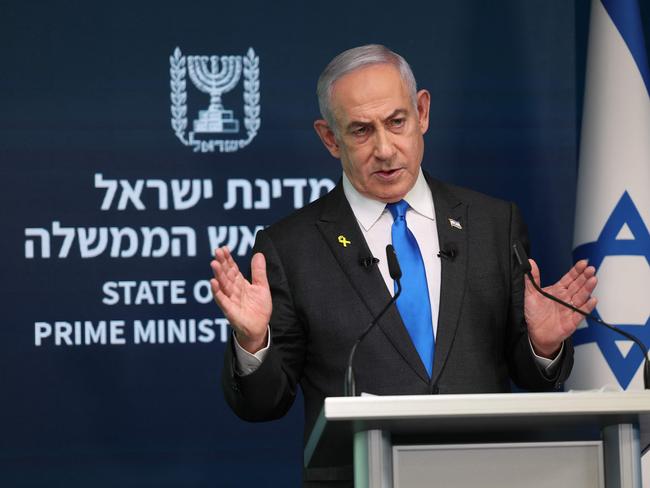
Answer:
xmin=524 ymin=259 xmax=598 ymax=358
xmin=210 ymin=247 xmax=272 ymax=353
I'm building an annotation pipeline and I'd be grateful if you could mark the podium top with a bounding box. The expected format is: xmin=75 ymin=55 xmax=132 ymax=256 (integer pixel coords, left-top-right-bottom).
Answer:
xmin=305 ymin=391 xmax=650 ymax=468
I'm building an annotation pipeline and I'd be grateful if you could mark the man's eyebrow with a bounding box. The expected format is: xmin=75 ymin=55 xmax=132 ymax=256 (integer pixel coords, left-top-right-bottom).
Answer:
xmin=344 ymin=109 xmax=410 ymax=132
xmin=384 ymin=109 xmax=408 ymax=120
xmin=344 ymin=120 xmax=370 ymax=132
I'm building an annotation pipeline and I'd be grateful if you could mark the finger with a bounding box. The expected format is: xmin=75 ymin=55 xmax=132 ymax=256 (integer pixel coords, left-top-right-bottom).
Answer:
xmin=557 ymin=259 xmax=589 ymax=288
xmin=210 ymin=278 xmax=223 ymax=304
xmin=214 ymin=246 xmax=230 ymax=265
xmin=213 ymin=257 xmax=239 ymax=296
xmin=569 ymin=274 xmax=598 ymax=303
xmin=566 ymin=272 xmax=588 ymax=297
xmin=582 ymin=296 xmax=598 ymax=315
xmin=216 ymin=248 xmax=243 ymax=290
xmin=210 ymin=278 xmax=234 ymax=314
xmin=224 ymin=246 xmax=238 ymax=269
xmin=570 ymin=276 xmax=598 ymax=308
xmin=566 ymin=265 xmax=597 ymax=296
xmin=251 ymin=252 xmax=269 ymax=288
xmin=211 ymin=279 xmax=245 ymax=330
xmin=214 ymin=247 xmax=238 ymax=280
xmin=222 ymin=247 xmax=240 ymax=275
xmin=210 ymin=259 xmax=219 ymax=280
xmin=224 ymin=260 xmax=242 ymax=294
xmin=211 ymin=254 xmax=226 ymax=279
xmin=528 ymin=258 xmax=541 ymax=286
xmin=571 ymin=297 xmax=598 ymax=327
xmin=221 ymin=249 xmax=242 ymax=282
xmin=579 ymin=274 xmax=598 ymax=295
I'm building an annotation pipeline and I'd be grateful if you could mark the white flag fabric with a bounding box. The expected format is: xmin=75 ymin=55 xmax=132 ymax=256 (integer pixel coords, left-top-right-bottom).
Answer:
xmin=570 ymin=0 xmax=650 ymax=482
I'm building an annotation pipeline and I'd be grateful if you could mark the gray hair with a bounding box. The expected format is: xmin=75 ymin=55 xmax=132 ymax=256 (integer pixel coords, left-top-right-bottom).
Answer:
xmin=316 ymin=44 xmax=418 ymax=131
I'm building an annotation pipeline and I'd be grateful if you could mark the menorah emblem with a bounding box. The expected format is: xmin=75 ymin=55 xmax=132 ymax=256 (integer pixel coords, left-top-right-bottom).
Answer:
xmin=170 ymin=47 xmax=260 ymax=153
xmin=187 ymin=55 xmax=242 ymax=134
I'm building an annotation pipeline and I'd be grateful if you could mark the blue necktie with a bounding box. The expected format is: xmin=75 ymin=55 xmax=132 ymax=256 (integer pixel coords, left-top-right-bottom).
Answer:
xmin=387 ymin=200 xmax=434 ymax=377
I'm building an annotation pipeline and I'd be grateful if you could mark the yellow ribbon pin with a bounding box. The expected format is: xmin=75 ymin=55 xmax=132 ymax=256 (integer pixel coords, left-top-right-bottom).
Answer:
xmin=338 ymin=235 xmax=351 ymax=247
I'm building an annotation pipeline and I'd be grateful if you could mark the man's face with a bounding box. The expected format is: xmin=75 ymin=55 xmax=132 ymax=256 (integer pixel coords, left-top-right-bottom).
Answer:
xmin=314 ymin=63 xmax=430 ymax=203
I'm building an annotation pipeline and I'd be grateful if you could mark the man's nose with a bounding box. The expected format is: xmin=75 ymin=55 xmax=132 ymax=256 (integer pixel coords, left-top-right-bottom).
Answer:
xmin=373 ymin=128 xmax=396 ymax=161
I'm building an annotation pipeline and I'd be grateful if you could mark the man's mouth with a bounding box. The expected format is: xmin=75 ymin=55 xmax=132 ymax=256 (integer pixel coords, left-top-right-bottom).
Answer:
xmin=374 ymin=168 xmax=402 ymax=180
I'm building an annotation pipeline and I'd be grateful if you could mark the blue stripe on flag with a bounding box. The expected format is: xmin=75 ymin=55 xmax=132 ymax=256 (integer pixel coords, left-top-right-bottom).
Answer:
xmin=601 ymin=0 xmax=650 ymax=95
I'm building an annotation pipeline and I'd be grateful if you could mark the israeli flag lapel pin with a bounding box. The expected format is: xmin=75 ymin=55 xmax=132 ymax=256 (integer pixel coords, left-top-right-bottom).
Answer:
xmin=448 ymin=218 xmax=462 ymax=230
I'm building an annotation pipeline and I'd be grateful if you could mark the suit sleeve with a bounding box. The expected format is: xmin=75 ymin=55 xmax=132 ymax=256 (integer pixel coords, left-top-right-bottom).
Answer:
xmin=221 ymin=229 xmax=307 ymax=421
xmin=505 ymin=203 xmax=574 ymax=391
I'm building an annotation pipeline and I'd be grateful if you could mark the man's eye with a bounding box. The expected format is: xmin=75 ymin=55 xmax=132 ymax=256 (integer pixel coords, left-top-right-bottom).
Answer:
xmin=390 ymin=118 xmax=405 ymax=128
xmin=352 ymin=127 xmax=368 ymax=136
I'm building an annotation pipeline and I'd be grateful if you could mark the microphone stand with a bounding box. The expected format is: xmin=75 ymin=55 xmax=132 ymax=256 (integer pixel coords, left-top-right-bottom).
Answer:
xmin=344 ymin=280 xmax=401 ymax=397
xmin=344 ymin=245 xmax=402 ymax=397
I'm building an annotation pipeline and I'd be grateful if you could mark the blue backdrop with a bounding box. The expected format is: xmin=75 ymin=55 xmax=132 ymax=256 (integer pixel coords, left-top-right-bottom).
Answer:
xmin=1 ymin=1 xmax=646 ymax=486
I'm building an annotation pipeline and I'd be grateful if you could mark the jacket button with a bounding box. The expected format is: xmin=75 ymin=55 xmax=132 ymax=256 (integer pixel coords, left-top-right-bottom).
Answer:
xmin=430 ymin=385 xmax=439 ymax=394
xmin=231 ymin=383 xmax=240 ymax=392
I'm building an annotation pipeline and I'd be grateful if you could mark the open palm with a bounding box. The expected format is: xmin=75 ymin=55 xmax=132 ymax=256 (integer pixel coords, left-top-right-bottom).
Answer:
xmin=524 ymin=258 xmax=598 ymax=358
xmin=210 ymin=247 xmax=272 ymax=352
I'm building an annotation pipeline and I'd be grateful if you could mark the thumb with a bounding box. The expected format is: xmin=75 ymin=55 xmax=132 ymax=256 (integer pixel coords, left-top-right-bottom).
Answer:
xmin=527 ymin=258 xmax=541 ymax=291
xmin=251 ymin=252 xmax=269 ymax=288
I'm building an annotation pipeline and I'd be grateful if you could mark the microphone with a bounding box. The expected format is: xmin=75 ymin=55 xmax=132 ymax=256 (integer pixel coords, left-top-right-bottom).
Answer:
xmin=344 ymin=244 xmax=403 ymax=396
xmin=358 ymin=256 xmax=380 ymax=269
xmin=386 ymin=244 xmax=402 ymax=280
xmin=512 ymin=240 xmax=649 ymax=390
xmin=438 ymin=243 xmax=457 ymax=261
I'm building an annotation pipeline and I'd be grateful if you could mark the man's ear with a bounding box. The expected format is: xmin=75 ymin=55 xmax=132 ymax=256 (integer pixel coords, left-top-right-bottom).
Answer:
xmin=314 ymin=119 xmax=341 ymax=158
xmin=416 ymin=89 xmax=431 ymax=134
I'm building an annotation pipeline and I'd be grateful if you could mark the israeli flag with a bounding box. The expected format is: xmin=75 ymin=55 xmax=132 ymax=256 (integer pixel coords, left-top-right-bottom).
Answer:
xmin=569 ymin=0 xmax=650 ymax=481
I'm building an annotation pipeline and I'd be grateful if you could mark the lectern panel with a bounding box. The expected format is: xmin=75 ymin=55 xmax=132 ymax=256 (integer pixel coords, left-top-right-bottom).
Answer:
xmin=393 ymin=441 xmax=604 ymax=488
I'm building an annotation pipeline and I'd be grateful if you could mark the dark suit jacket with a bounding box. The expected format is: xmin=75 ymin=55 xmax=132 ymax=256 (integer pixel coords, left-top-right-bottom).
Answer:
xmin=222 ymin=173 xmax=573 ymax=482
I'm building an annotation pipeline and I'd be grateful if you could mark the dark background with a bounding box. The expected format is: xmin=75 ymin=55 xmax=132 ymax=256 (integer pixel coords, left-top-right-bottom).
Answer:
xmin=1 ymin=1 xmax=648 ymax=486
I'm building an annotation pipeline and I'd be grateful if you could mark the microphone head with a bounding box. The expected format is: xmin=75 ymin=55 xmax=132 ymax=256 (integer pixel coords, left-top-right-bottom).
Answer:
xmin=449 ymin=244 xmax=457 ymax=258
xmin=438 ymin=243 xmax=458 ymax=261
xmin=444 ymin=243 xmax=458 ymax=259
xmin=512 ymin=240 xmax=532 ymax=274
xmin=386 ymin=245 xmax=402 ymax=280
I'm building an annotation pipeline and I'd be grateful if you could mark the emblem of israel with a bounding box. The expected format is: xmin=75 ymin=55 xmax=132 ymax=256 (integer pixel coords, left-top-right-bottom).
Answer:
xmin=169 ymin=47 xmax=260 ymax=153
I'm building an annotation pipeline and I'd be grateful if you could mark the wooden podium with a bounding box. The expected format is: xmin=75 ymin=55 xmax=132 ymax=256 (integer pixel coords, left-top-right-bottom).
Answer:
xmin=304 ymin=391 xmax=650 ymax=488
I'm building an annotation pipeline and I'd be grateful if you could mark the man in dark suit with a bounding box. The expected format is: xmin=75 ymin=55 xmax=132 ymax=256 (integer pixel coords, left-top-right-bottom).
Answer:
xmin=210 ymin=45 xmax=597 ymax=484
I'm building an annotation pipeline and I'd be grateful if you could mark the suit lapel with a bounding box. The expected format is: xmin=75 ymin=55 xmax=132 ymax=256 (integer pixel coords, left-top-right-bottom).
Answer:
xmin=315 ymin=183 xmax=430 ymax=383
xmin=426 ymin=176 xmax=469 ymax=385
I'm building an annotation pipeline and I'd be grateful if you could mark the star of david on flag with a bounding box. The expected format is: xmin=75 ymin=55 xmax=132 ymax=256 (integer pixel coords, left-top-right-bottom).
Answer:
xmin=573 ymin=192 xmax=650 ymax=389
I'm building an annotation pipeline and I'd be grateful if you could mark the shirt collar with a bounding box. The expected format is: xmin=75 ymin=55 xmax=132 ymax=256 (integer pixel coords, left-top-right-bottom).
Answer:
xmin=342 ymin=169 xmax=435 ymax=231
